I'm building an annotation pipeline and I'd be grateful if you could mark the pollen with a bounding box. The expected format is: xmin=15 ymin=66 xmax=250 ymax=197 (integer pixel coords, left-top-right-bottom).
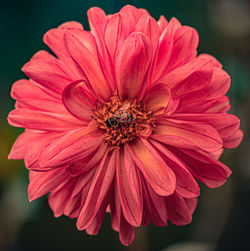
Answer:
xmin=93 ymin=96 xmax=156 ymax=150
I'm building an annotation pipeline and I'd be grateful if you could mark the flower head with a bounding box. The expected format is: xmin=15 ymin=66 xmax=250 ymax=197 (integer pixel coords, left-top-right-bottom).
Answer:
xmin=8 ymin=5 xmax=243 ymax=245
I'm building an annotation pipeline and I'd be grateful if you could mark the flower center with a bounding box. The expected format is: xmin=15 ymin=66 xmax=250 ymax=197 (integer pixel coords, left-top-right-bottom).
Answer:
xmin=93 ymin=96 xmax=156 ymax=150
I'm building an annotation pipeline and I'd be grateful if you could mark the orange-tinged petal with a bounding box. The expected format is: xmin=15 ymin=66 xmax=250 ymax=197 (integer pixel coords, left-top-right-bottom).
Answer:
xmin=151 ymin=140 xmax=200 ymax=198
xmin=116 ymin=148 xmax=143 ymax=226
xmin=127 ymin=138 xmax=176 ymax=196
xmin=142 ymin=83 xmax=172 ymax=115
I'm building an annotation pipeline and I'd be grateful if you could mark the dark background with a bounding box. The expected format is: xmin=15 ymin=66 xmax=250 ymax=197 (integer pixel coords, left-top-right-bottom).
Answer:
xmin=0 ymin=0 xmax=249 ymax=250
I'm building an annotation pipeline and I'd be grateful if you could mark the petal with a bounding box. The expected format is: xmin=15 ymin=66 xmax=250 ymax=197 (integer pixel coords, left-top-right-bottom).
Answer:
xmin=25 ymin=132 xmax=62 ymax=170
xmin=119 ymin=214 xmax=135 ymax=246
xmin=176 ymin=96 xmax=230 ymax=114
xmin=171 ymin=113 xmax=240 ymax=139
xmin=85 ymin=195 xmax=109 ymax=235
xmin=166 ymin=193 xmax=193 ymax=225
xmin=87 ymin=7 xmax=107 ymax=45
xmin=68 ymin=143 xmax=109 ymax=177
xmin=182 ymin=67 xmax=230 ymax=103
xmin=142 ymin=83 xmax=172 ymax=115
xmin=150 ymin=140 xmax=200 ymax=198
xmin=173 ymin=147 xmax=231 ymax=188
xmin=142 ymin=178 xmax=168 ymax=226
xmin=104 ymin=14 xmax=123 ymax=61
xmin=152 ymin=17 xmax=181 ymax=82
xmin=22 ymin=58 xmax=72 ymax=95
xmin=116 ymin=148 xmax=143 ymax=226
xmin=8 ymin=131 xmax=39 ymax=160
xmin=58 ymin=21 xmax=83 ymax=30
xmin=28 ymin=168 xmax=69 ymax=202
xmin=48 ymin=179 xmax=76 ymax=218
xmin=198 ymin=54 xmax=222 ymax=68
xmin=64 ymin=29 xmax=112 ymax=101
xmin=152 ymin=118 xmax=223 ymax=152
xmin=166 ymin=25 xmax=199 ymax=72
xmin=8 ymin=108 xmax=83 ymax=131
xmin=136 ymin=15 xmax=160 ymax=56
xmin=116 ymin=32 xmax=152 ymax=100
xmin=43 ymin=28 xmax=83 ymax=79
xmin=62 ymin=80 xmax=96 ymax=122
xmin=39 ymin=124 xmax=102 ymax=168
xmin=223 ymin=129 xmax=243 ymax=149
xmin=158 ymin=15 xmax=168 ymax=34
xmin=184 ymin=197 xmax=198 ymax=215
xmin=11 ymin=79 xmax=69 ymax=113
xmin=160 ymin=58 xmax=213 ymax=98
xmin=77 ymin=151 xmax=116 ymax=230
xmin=127 ymin=138 xmax=176 ymax=196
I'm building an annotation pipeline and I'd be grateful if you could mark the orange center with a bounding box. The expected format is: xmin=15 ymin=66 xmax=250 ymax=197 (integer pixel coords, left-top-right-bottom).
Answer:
xmin=93 ymin=96 xmax=156 ymax=150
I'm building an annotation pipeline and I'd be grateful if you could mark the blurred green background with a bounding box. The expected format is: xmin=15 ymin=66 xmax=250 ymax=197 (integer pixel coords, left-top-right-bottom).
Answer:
xmin=0 ymin=0 xmax=249 ymax=250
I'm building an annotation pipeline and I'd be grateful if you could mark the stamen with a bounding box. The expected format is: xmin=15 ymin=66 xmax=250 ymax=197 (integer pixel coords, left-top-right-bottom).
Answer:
xmin=93 ymin=96 xmax=156 ymax=150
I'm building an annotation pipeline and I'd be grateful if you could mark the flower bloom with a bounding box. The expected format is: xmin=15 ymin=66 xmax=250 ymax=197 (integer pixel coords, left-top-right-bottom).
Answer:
xmin=8 ymin=5 xmax=243 ymax=245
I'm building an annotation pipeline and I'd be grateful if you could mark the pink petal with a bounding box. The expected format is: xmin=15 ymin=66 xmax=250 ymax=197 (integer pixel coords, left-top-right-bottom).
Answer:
xmin=150 ymin=140 xmax=200 ymax=198
xmin=116 ymin=32 xmax=152 ymax=100
xmin=25 ymin=132 xmax=63 ymax=171
xmin=223 ymin=129 xmax=243 ymax=148
xmin=8 ymin=131 xmax=39 ymax=160
xmin=119 ymin=213 xmax=135 ymax=246
xmin=152 ymin=118 xmax=223 ymax=152
xmin=77 ymin=151 xmax=116 ymax=230
xmin=64 ymin=29 xmax=112 ymax=101
xmin=160 ymin=58 xmax=213 ymax=98
xmin=142 ymin=83 xmax=172 ymax=115
xmin=136 ymin=15 xmax=160 ymax=56
xmin=64 ymin=192 xmax=82 ymax=218
xmin=62 ymin=80 xmax=96 ymax=122
xmin=157 ymin=15 xmax=169 ymax=34
xmin=86 ymin=194 xmax=110 ymax=235
xmin=28 ymin=168 xmax=69 ymax=201
xmin=8 ymin=108 xmax=83 ymax=131
xmin=104 ymin=14 xmax=123 ymax=61
xmin=110 ymin=180 xmax=121 ymax=232
xmin=127 ymin=138 xmax=176 ymax=196
xmin=171 ymin=113 xmax=240 ymax=139
xmin=43 ymin=28 xmax=83 ymax=79
xmin=39 ymin=124 xmax=102 ymax=168
xmin=22 ymin=58 xmax=72 ymax=95
xmin=174 ymin=148 xmax=231 ymax=188
xmin=48 ymin=179 xmax=75 ymax=217
xmin=182 ymin=67 xmax=230 ymax=103
xmin=142 ymin=178 xmax=168 ymax=226
xmin=176 ymin=96 xmax=230 ymax=114
xmin=11 ymin=79 xmax=70 ymax=113
xmin=87 ymin=7 xmax=107 ymax=44
xmin=116 ymin=148 xmax=143 ymax=226
xmin=166 ymin=25 xmax=199 ymax=72
xmin=58 ymin=21 xmax=83 ymax=30
xmin=152 ymin=17 xmax=181 ymax=82
xmin=198 ymin=54 xmax=222 ymax=68
xmin=166 ymin=193 xmax=192 ymax=225
xmin=68 ymin=143 xmax=109 ymax=177
xmin=119 ymin=5 xmax=140 ymax=38
xmin=184 ymin=197 xmax=198 ymax=215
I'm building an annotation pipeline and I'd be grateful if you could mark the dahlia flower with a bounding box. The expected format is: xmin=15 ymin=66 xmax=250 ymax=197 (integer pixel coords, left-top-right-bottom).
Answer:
xmin=8 ymin=5 xmax=242 ymax=245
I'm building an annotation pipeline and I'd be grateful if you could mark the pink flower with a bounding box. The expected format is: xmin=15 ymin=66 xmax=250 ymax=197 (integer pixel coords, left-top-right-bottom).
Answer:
xmin=8 ymin=5 xmax=243 ymax=246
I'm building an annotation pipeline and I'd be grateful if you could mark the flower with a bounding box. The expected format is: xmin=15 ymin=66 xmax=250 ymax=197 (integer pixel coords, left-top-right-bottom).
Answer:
xmin=8 ymin=5 xmax=243 ymax=246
